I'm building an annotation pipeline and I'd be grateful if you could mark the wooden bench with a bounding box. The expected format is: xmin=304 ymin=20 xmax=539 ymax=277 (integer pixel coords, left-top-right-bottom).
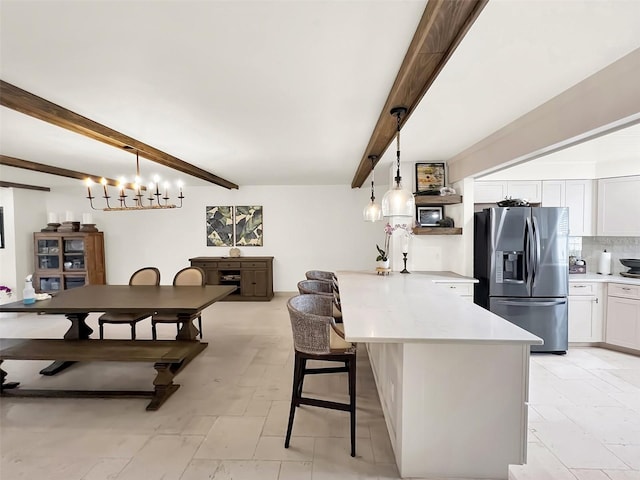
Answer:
xmin=0 ymin=338 xmax=206 ymax=410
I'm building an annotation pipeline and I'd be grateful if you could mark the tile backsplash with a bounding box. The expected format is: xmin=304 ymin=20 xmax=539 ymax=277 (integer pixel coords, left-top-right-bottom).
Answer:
xmin=579 ymin=236 xmax=640 ymax=274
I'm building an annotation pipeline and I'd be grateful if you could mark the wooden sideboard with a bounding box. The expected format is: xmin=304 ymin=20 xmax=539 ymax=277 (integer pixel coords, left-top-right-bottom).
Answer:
xmin=189 ymin=256 xmax=274 ymax=301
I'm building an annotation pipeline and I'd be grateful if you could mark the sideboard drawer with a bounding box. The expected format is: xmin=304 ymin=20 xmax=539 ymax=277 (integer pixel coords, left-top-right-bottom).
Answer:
xmin=192 ymin=262 xmax=217 ymax=269
xmin=219 ymin=261 xmax=241 ymax=269
xmin=242 ymin=262 xmax=267 ymax=269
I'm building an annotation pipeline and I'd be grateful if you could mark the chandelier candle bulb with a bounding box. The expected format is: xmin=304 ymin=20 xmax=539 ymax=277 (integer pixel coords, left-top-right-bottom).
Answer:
xmin=85 ymin=178 xmax=93 ymax=198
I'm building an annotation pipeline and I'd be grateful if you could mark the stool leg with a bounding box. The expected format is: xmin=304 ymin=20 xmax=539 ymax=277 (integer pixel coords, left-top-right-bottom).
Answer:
xmin=198 ymin=316 xmax=203 ymax=339
xmin=99 ymin=322 xmax=104 ymax=339
xmin=285 ymin=354 xmax=302 ymax=448
xmin=152 ymin=323 xmax=157 ymax=340
xmin=348 ymin=356 xmax=357 ymax=457
xmin=130 ymin=323 xmax=136 ymax=340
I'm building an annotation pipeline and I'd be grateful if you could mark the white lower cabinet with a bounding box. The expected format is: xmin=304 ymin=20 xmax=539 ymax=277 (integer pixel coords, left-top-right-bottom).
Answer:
xmin=605 ymin=283 xmax=640 ymax=351
xmin=437 ymin=282 xmax=474 ymax=302
xmin=568 ymin=282 xmax=603 ymax=343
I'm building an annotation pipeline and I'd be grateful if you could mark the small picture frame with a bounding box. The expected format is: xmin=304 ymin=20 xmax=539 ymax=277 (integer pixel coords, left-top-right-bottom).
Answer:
xmin=415 ymin=162 xmax=446 ymax=194
xmin=417 ymin=206 xmax=443 ymax=226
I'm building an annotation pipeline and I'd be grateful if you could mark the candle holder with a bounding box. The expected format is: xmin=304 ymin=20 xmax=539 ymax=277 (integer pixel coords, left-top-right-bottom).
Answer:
xmin=41 ymin=223 xmax=61 ymax=232
xmin=79 ymin=224 xmax=99 ymax=232
xmin=400 ymin=252 xmax=410 ymax=274
xmin=57 ymin=221 xmax=80 ymax=233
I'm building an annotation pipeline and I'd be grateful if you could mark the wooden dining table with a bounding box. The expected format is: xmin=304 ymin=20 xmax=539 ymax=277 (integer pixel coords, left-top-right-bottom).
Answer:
xmin=0 ymin=284 xmax=236 ymax=375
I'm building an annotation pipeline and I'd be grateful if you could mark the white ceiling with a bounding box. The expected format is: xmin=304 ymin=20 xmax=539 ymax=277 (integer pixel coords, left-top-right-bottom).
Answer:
xmin=1 ymin=0 xmax=639 ymax=190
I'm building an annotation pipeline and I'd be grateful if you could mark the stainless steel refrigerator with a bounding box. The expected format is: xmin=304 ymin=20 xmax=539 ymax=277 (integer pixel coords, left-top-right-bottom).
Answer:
xmin=474 ymin=207 xmax=569 ymax=353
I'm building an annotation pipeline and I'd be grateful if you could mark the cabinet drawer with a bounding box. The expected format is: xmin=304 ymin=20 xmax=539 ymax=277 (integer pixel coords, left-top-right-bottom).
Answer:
xmin=242 ymin=262 xmax=267 ymax=269
xmin=608 ymin=283 xmax=640 ymax=299
xmin=219 ymin=261 xmax=241 ymax=269
xmin=191 ymin=262 xmax=217 ymax=269
xmin=569 ymin=283 xmax=597 ymax=296
xmin=437 ymin=282 xmax=474 ymax=296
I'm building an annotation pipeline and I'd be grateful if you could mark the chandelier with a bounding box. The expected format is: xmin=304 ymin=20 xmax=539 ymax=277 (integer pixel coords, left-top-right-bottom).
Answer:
xmin=381 ymin=106 xmax=415 ymax=218
xmin=85 ymin=148 xmax=184 ymax=211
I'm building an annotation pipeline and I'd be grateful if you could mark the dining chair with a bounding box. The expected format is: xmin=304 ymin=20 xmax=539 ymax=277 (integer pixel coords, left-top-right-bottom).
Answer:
xmin=151 ymin=266 xmax=206 ymax=340
xmin=98 ymin=267 xmax=161 ymax=340
xmin=285 ymin=294 xmax=357 ymax=456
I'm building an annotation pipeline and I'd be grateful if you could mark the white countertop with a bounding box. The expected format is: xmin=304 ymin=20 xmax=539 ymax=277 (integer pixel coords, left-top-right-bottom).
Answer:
xmin=408 ymin=271 xmax=479 ymax=283
xmin=569 ymin=273 xmax=640 ymax=286
xmin=337 ymin=271 xmax=542 ymax=345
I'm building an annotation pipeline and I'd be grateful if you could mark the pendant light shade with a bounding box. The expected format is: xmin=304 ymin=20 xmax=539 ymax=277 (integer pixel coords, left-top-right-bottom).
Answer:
xmin=381 ymin=106 xmax=415 ymax=218
xmin=363 ymin=155 xmax=382 ymax=222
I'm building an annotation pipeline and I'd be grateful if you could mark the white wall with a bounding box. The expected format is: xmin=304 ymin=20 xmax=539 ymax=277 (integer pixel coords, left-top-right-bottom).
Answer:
xmin=0 ymin=189 xmax=17 ymax=299
xmin=386 ymin=162 xmax=473 ymax=276
xmin=41 ymin=183 xmax=386 ymax=290
xmin=0 ymin=188 xmax=46 ymax=299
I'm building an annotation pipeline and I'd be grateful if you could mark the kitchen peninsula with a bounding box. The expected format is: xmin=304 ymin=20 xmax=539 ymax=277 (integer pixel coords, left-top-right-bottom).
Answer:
xmin=338 ymin=271 xmax=542 ymax=479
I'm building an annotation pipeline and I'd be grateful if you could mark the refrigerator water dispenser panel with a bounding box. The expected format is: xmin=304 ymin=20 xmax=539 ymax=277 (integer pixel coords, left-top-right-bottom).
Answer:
xmin=496 ymin=251 xmax=525 ymax=283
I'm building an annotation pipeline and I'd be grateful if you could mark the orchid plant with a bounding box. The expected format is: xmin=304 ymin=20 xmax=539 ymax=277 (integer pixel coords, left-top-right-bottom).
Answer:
xmin=0 ymin=285 xmax=12 ymax=297
xmin=376 ymin=222 xmax=414 ymax=262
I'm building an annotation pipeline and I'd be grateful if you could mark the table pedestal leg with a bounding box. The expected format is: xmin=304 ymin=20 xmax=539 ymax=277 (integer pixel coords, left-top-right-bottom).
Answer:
xmin=40 ymin=312 xmax=92 ymax=376
xmin=176 ymin=313 xmax=199 ymax=341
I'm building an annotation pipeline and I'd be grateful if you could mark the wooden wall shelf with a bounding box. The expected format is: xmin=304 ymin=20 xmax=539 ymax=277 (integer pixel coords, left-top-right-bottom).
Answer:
xmin=414 ymin=195 xmax=462 ymax=206
xmin=413 ymin=227 xmax=463 ymax=235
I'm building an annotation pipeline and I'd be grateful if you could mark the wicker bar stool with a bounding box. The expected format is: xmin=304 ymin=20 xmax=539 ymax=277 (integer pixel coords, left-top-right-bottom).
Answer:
xmin=297 ymin=279 xmax=342 ymax=322
xmin=305 ymin=270 xmax=340 ymax=293
xmin=285 ymin=294 xmax=357 ymax=456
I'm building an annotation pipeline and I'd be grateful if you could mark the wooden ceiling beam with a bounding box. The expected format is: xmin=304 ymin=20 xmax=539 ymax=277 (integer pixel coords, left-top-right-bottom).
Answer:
xmin=0 ymin=181 xmax=50 ymax=192
xmin=1 ymin=154 xmax=140 ymax=191
xmin=0 ymin=80 xmax=239 ymax=190
xmin=351 ymin=0 xmax=489 ymax=188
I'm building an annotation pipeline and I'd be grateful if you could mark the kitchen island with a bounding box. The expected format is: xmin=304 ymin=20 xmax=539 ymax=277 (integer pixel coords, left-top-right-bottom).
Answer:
xmin=338 ymin=271 xmax=542 ymax=479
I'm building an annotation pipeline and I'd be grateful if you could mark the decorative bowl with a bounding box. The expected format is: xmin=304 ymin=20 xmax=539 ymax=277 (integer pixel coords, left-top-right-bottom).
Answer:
xmin=620 ymin=258 xmax=640 ymax=273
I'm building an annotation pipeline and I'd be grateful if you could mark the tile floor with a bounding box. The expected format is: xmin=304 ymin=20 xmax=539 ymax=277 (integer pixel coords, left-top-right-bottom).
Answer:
xmin=0 ymin=294 xmax=639 ymax=480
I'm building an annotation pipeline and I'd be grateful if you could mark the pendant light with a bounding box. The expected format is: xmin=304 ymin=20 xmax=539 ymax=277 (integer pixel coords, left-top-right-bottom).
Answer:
xmin=381 ymin=106 xmax=415 ymax=218
xmin=363 ymin=155 xmax=382 ymax=222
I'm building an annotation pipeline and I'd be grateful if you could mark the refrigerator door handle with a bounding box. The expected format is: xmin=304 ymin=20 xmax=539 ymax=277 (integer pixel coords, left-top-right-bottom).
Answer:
xmin=494 ymin=299 xmax=567 ymax=307
xmin=525 ymin=216 xmax=533 ymax=290
xmin=532 ymin=215 xmax=541 ymax=288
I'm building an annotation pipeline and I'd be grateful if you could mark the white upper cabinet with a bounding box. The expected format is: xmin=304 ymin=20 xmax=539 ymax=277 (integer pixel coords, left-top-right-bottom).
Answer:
xmin=541 ymin=180 xmax=594 ymax=236
xmin=597 ymin=175 xmax=640 ymax=236
xmin=475 ymin=180 xmax=541 ymax=203
xmin=475 ymin=181 xmax=508 ymax=203
xmin=542 ymin=181 xmax=565 ymax=207
xmin=507 ymin=181 xmax=542 ymax=203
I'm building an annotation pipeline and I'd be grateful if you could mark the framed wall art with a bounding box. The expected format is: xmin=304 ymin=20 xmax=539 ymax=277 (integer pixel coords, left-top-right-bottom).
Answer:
xmin=235 ymin=205 xmax=263 ymax=246
xmin=417 ymin=206 xmax=443 ymax=227
xmin=206 ymin=206 xmax=234 ymax=246
xmin=415 ymin=162 xmax=446 ymax=195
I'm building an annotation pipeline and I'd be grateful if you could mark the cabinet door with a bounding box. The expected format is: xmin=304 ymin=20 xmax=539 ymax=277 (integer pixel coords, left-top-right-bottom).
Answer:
xmin=565 ymin=180 xmax=594 ymax=236
xmin=606 ymin=296 xmax=640 ymax=349
xmin=474 ymin=181 xmax=507 ymax=203
xmin=597 ymin=176 xmax=640 ymax=236
xmin=568 ymin=295 xmax=596 ymax=342
xmin=241 ymin=270 xmax=268 ymax=297
xmin=542 ymin=181 xmax=565 ymax=207
xmin=507 ymin=181 xmax=542 ymax=203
